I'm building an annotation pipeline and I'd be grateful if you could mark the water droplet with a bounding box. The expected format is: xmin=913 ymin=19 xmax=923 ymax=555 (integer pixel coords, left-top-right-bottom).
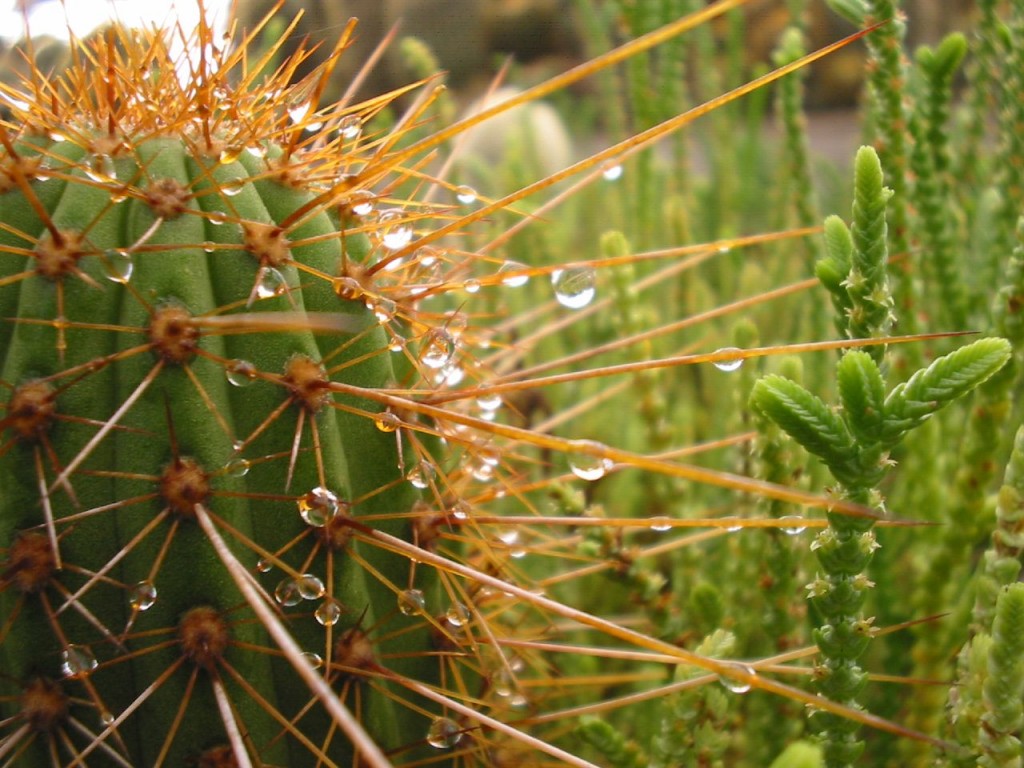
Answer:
xmin=497 ymin=528 xmax=520 ymax=546
xmin=374 ymin=411 xmax=402 ymax=433
xmin=567 ymin=440 xmax=613 ymax=481
xmin=420 ymin=328 xmax=454 ymax=370
xmin=498 ymin=260 xmax=529 ymax=287
xmin=129 ymin=580 xmax=157 ymax=611
xmin=449 ymin=500 xmax=471 ymax=520
xmin=202 ymin=240 xmax=216 ymax=253
xmin=426 ymin=716 xmax=463 ymax=749
xmin=274 ymin=578 xmax=303 ymax=607
xmin=302 ymin=651 xmax=324 ymax=669
xmin=602 ymin=163 xmax=623 ymax=181
xmin=717 ymin=662 xmax=756 ymax=694
xmin=99 ymin=710 xmax=115 ymax=726
xmin=207 ymin=210 xmax=228 ymax=226
xmin=224 ymin=457 xmax=250 ymax=478
xmin=370 ymin=297 xmax=397 ymax=323
xmin=398 ymin=588 xmax=426 ymax=616
xmin=221 ymin=180 xmax=244 ymax=197
xmin=416 ymin=246 xmax=439 ymax=267
xmin=255 ymin=267 xmax=288 ymax=299
xmin=475 ymin=394 xmax=503 ymax=414
xmin=439 ymin=362 xmax=465 ymax=387
xmin=378 ymin=209 xmax=413 ymax=250
xmin=61 ymin=644 xmax=98 ymax=678
xmin=101 ymin=249 xmax=133 ymax=283
xmin=298 ymin=487 xmax=341 ymax=527
xmin=712 ymin=347 xmax=744 ymax=372
xmin=218 ymin=145 xmax=243 ymax=164
xmin=288 ymin=101 xmax=312 ymax=125
xmin=649 ymin=517 xmax=672 ymax=532
xmin=406 ymin=460 xmax=436 ymax=490
xmin=295 ymin=574 xmax=325 ymax=600
xmin=348 ymin=190 xmax=375 ymax=216
xmin=85 ymin=154 xmax=117 ymax=183
xmin=470 ymin=458 xmax=495 ymax=482
xmin=724 ymin=517 xmax=743 ymax=532
xmin=455 ymin=185 xmax=477 ymax=204
xmin=316 ymin=597 xmax=344 ymax=626
xmin=779 ymin=516 xmax=807 ymax=535
xmin=338 ymin=114 xmax=362 ymax=140
xmin=256 ymin=558 xmax=273 ymax=573
xmin=226 ymin=359 xmax=257 ymax=387
xmin=464 ymin=278 xmax=481 ymax=294
xmin=245 ymin=144 xmax=268 ymax=158
xmin=445 ymin=602 xmax=470 ymax=627
xmin=552 ymin=266 xmax=596 ymax=309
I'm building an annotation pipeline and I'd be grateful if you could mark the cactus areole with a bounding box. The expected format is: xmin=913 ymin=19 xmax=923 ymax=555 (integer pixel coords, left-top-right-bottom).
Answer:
xmin=0 ymin=14 xmax=457 ymax=768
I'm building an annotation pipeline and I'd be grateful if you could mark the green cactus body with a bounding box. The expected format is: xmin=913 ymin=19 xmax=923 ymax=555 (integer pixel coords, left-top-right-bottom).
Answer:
xmin=0 ymin=21 xmax=446 ymax=768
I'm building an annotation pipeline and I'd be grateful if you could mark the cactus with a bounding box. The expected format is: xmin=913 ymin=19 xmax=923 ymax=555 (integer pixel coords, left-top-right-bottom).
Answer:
xmin=0 ymin=12 xmax=461 ymax=766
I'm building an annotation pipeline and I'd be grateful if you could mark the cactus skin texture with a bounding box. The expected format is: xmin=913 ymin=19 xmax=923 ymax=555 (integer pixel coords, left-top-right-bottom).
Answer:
xmin=0 ymin=14 xmax=459 ymax=768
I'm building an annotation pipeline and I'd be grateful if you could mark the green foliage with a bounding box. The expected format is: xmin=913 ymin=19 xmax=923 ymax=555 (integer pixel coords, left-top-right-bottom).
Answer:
xmin=979 ymin=584 xmax=1024 ymax=767
xmin=4 ymin=2 xmax=1024 ymax=767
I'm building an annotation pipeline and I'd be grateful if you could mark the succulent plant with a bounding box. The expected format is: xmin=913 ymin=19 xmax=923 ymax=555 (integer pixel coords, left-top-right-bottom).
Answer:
xmin=0 ymin=11 xmax=483 ymax=766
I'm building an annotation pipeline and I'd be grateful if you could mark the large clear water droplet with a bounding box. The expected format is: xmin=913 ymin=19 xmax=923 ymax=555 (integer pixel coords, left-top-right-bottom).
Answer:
xmin=498 ymin=260 xmax=529 ymax=287
xmin=224 ymin=457 xmax=250 ymax=478
xmin=370 ymin=297 xmax=397 ymax=324
xmin=302 ymin=651 xmax=324 ymax=669
xmin=85 ymin=154 xmax=117 ymax=183
xmin=717 ymin=662 xmax=756 ymax=694
xmin=316 ymin=598 xmax=344 ymax=626
xmin=406 ymin=460 xmax=436 ymax=489
xmin=426 ymin=716 xmax=463 ymax=749
xmin=779 ymin=516 xmax=807 ymax=535
xmin=378 ymin=209 xmax=414 ymax=250
xmin=455 ymin=185 xmax=477 ymax=205
xmin=101 ymin=249 xmax=133 ymax=283
xmin=226 ymin=359 xmax=257 ymax=387
xmin=297 ymin=574 xmax=325 ymax=601
xmin=255 ymin=267 xmax=288 ymax=299
xmin=449 ymin=500 xmax=471 ymax=520
xmin=274 ymin=578 xmax=303 ymax=607
xmin=712 ymin=347 xmax=744 ymax=372
xmin=552 ymin=266 xmax=596 ymax=309
xmin=648 ymin=517 xmax=672 ymax=532
xmin=61 ymin=644 xmax=98 ymax=678
xmin=445 ymin=601 xmax=470 ymax=628
xmin=420 ymin=328 xmax=454 ymax=370
xmin=398 ymin=588 xmax=426 ymax=616
xmin=288 ymin=101 xmax=312 ymax=125
xmin=338 ymin=114 xmax=362 ymax=140
xmin=567 ymin=440 xmax=613 ymax=481
xmin=297 ymin=487 xmax=340 ymax=527
xmin=349 ymin=190 xmax=375 ymax=216
xmin=129 ymin=580 xmax=157 ymax=612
